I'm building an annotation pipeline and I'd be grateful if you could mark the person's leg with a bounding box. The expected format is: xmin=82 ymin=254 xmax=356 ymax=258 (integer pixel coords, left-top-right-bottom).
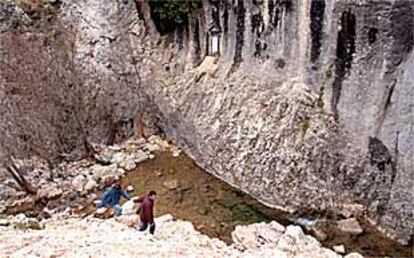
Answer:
xmin=149 ymin=223 xmax=156 ymax=235
xmin=139 ymin=222 xmax=148 ymax=232
xmin=113 ymin=204 xmax=122 ymax=216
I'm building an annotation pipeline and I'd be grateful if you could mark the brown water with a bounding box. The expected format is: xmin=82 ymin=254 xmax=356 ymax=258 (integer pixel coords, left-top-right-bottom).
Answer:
xmin=124 ymin=152 xmax=413 ymax=258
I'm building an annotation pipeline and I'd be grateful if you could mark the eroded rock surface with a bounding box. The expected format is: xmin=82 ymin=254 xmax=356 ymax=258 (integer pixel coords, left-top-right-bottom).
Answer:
xmin=0 ymin=214 xmax=363 ymax=258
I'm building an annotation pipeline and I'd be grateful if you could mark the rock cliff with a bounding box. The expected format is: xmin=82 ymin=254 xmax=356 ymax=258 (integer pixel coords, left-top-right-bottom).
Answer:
xmin=0 ymin=0 xmax=412 ymax=244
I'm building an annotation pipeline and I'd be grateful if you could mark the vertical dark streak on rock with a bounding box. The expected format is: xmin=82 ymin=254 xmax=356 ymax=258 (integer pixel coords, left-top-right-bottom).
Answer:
xmin=332 ymin=10 xmax=356 ymax=114
xmin=233 ymin=0 xmax=245 ymax=65
xmin=269 ymin=0 xmax=280 ymax=29
xmin=222 ymin=0 xmax=228 ymax=35
xmin=310 ymin=0 xmax=325 ymax=63
xmin=177 ymin=25 xmax=185 ymax=50
xmin=384 ymin=81 xmax=395 ymax=112
xmin=193 ymin=18 xmax=201 ymax=65
xmin=368 ymin=27 xmax=378 ymax=45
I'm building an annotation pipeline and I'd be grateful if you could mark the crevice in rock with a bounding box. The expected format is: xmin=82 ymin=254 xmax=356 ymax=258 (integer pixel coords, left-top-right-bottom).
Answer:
xmin=222 ymin=0 xmax=228 ymax=35
xmin=193 ymin=18 xmax=201 ymax=65
xmin=384 ymin=81 xmax=395 ymax=113
xmin=233 ymin=0 xmax=245 ymax=65
xmin=368 ymin=137 xmax=394 ymax=174
xmin=268 ymin=0 xmax=281 ymax=29
xmin=331 ymin=10 xmax=356 ymax=114
xmin=368 ymin=27 xmax=378 ymax=45
xmin=310 ymin=0 xmax=325 ymax=63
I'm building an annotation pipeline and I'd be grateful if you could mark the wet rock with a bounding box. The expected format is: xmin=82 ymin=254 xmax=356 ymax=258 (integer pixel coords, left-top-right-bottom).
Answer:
xmin=84 ymin=179 xmax=98 ymax=192
xmin=333 ymin=244 xmax=346 ymax=254
xmin=337 ymin=218 xmax=363 ymax=235
xmin=163 ymin=179 xmax=179 ymax=190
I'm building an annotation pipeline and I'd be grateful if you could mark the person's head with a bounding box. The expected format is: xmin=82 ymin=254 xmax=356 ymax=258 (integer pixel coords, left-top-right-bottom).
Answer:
xmin=112 ymin=176 xmax=121 ymax=189
xmin=148 ymin=190 xmax=157 ymax=200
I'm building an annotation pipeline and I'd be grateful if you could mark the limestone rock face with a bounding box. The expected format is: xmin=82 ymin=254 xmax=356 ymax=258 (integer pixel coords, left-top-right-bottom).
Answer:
xmin=128 ymin=0 xmax=413 ymax=243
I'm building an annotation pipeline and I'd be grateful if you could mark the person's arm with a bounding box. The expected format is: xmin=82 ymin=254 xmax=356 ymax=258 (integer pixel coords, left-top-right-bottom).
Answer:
xmin=98 ymin=188 xmax=111 ymax=208
xmin=149 ymin=202 xmax=154 ymax=224
xmin=133 ymin=196 xmax=144 ymax=203
xmin=121 ymin=189 xmax=130 ymax=200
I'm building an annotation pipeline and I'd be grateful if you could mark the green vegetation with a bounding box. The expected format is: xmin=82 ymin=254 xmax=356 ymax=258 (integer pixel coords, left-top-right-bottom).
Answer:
xmin=149 ymin=0 xmax=202 ymax=25
xmin=299 ymin=121 xmax=310 ymax=138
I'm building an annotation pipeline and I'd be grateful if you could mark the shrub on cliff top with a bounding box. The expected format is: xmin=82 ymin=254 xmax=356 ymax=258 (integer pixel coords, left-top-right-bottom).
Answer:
xmin=148 ymin=0 xmax=202 ymax=34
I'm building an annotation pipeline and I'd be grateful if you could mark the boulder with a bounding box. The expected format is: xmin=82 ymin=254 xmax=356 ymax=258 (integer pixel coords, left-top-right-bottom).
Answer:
xmin=72 ymin=175 xmax=85 ymax=192
xmin=0 ymin=204 xmax=6 ymax=214
xmin=285 ymin=225 xmax=305 ymax=242
xmin=119 ymin=157 xmax=136 ymax=171
xmin=0 ymin=219 xmax=10 ymax=226
xmin=337 ymin=218 xmax=363 ymax=235
xmin=84 ymin=179 xmax=98 ymax=192
xmin=232 ymin=221 xmax=285 ymax=250
xmin=340 ymin=203 xmax=365 ymax=218
xmin=37 ymin=185 xmax=63 ymax=200
xmin=116 ymin=214 xmax=139 ymax=228
xmin=333 ymin=244 xmax=345 ymax=254
xmin=111 ymin=152 xmax=127 ymax=164
xmin=121 ymin=200 xmax=139 ymax=215
xmin=0 ymin=184 xmax=17 ymax=198
xmin=93 ymin=149 xmax=114 ymax=165
xmin=11 ymin=214 xmax=42 ymax=230
xmin=90 ymin=164 xmax=118 ymax=182
xmin=171 ymin=147 xmax=182 ymax=157
xmin=344 ymin=253 xmax=365 ymax=258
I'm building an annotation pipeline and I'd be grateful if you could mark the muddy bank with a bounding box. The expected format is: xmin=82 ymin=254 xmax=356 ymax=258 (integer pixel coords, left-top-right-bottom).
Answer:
xmin=124 ymin=152 xmax=412 ymax=257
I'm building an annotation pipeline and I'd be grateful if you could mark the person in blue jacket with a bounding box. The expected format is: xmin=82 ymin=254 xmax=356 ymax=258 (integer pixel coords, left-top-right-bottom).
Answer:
xmin=98 ymin=177 xmax=130 ymax=216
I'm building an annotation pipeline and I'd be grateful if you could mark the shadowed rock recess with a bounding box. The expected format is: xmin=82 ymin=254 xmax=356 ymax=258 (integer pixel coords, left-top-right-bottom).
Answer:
xmin=0 ymin=0 xmax=413 ymax=247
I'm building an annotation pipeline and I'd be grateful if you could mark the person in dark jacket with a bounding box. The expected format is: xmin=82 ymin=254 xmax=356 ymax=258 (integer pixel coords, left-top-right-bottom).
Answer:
xmin=98 ymin=177 xmax=130 ymax=216
xmin=134 ymin=190 xmax=157 ymax=234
